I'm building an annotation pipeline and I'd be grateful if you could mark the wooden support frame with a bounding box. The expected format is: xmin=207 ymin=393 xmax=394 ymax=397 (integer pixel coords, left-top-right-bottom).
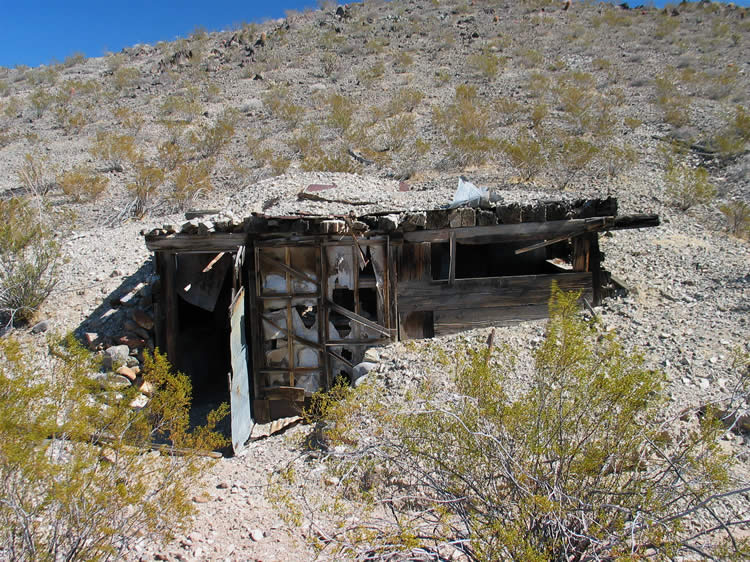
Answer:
xmin=403 ymin=216 xmax=613 ymax=243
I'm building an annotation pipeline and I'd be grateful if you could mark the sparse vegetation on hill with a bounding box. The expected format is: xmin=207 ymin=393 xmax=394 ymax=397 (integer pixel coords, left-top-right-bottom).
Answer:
xmin=0 ymin=0 xmax=746 ymax=222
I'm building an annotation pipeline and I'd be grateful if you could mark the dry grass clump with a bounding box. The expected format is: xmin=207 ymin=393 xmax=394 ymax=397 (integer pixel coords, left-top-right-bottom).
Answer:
xmin=58 ymin=166 xmax=108 ymax=202
xmin=433 ymin=85 xmax=499 ymax=167
xmin=719 ymin=200 xmax=750 ymax=239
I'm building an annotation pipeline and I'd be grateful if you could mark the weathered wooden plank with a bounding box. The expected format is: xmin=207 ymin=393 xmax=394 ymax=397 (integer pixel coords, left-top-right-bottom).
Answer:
xmin=145 ymin=233 xmax=247 ymax=252
xmin=164 ymin=254 xmax=178 ymax=364
xmin=327 ymin=300 xmax=391 ymax=337
xmin=515 ymin=232 xmax=582 ymax=255
xmin=263 ymin=386 xmax=306 ymax=402
xmin=258 ymin=252 xmax=319 ymax=285
xmin=572 ymin=236 xmax=590 ymax=272
xmin=397 ymin=273 xmax=592 ymax=313
xmin=590 ymin=234 xmax=602 ymax=306
xmin=398 ymin=242 xmax=431 ymax=282
xmin=448 ymin=231 xmax=456 ymax=286
xmin=402 ymin=217 xmax=613 ymax=243
xmin=434 ymin=305 xmax=551 ymax=336
xmin=399 ymin=311 xmax=434 ymax=340
xmin=611 ymin=214 xmax=660 ymax=230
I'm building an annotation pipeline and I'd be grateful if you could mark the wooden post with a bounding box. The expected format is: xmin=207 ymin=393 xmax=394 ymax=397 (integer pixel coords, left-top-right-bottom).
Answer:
xmin=164 ymin=253 xmax=179 ymax=365
xmin=589 ymin=233 xmax=602 ymax=306
xmin=448 ymin=230 xmax=456 ymax=286
xmin=572 ymin=236 xmax=590 ymax=272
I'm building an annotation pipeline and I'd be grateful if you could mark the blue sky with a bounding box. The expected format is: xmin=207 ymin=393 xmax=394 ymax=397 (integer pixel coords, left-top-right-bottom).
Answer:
xmin=1 ymin=0 xmax=748 ymax=68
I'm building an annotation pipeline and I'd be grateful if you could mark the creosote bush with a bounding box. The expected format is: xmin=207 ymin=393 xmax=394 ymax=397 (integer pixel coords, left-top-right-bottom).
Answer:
xmin=433 ymin=85 xmax=498 ymax=167
xmin=502 ymin=130 xmax=546 ymax=181
xmin=171 ymin=159 xmax=214 ymax=210
xmin=0 ymin=337 xmax=227 ymax=560
xmin=128 ymin=161 xmax=165 ymax=217
xmin=665 ymin=162 xmax=716 ymax=210
xmin=58 ymin=165 xmax=109 ymax=202
xmin=719 ymin=200 xmax=750 ymax=239
xmin=281 ymin=288 xmax=750 ymax=561
xmin=0 ymin=197 xmax=59 ymax=326
xmin=90 ymin=131 xmax=137 ymax=172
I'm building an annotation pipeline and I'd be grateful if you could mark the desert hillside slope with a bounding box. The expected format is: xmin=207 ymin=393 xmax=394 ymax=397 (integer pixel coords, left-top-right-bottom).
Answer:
xmin=0 ymin=0 xmax=749 ymax=560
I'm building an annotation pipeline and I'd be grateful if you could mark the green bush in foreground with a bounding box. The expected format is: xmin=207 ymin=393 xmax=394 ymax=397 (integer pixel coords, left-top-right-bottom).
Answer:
xmin=0 ymin=197 xmax=59 ymax=327
xmin=0 ymin=337 xmax=227 ymax=561
xmin=280 ymin=288 xmax=749 ymax=560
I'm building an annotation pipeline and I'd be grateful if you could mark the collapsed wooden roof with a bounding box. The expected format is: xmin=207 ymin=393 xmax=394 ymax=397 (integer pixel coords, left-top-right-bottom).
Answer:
xmin=144 ymin=187 xmax=658 ymax=252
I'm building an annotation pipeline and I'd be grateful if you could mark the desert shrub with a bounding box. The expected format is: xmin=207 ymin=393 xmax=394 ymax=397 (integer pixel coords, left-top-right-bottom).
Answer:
xmin=433 ymin=85 xmax=498 ymax=167
xmin=516 ymin=47 xmax=543 ymax=69
xmin=530 ymin=102 xmax=548 ymax=129
xmin=90 ymin=131 xmax=137 ymax=172
xmin=386 ymin=87 xmax=424 ymax=116
xmin=592 ymin=57 xmax=612 ymax=71
xmin=189 ymin=109 xmax=238 ymax=158
xmin=63 ymin=51 xmax=86 ymax=67
xmin=719 ymin=200 xmax=750 ymax=239
xmin=263 ymin=86 xmax=304 ymax=127
xmin=654 ymin=14 xmax=680 ymax=39
xmin=702 ymin=67 xmax=738 ymax=101
xmin=385 ymin=114 xmax=415 ymax=152
xmin=112 ymin=106 xmax=145 ymax=135
xmin=553 ymin=135 xmax=599 ymax=188
xmin=112 ymin=66 xmax=140 ymax=92
xmin=128 ymin=161 xmax=165 ymax=217
xmin=660 ymin=96 xmax=691 ymax=128
xmin=281 ymin=288 xmax=749 ymax=560
xmin=29 ymin=88 xmax=53 ymax=118
xmin=58 ymin=165 xmax=108 ymax=202
xmin=288 ymin=123 xmax=323 ymax=160
xmin=27 ymin=66 xmax=59 ymax=87
xmin=0 ymin=131 xmax=16 ymax=148
xmin=157 ymin=141 xmax=186 ymax=172
xmin=326 ymin=93 xmax=355 ymax=135
xmin=171 ymin=159 xmax=214 ymax=210
xmin=502 ymin=130 xmax=546 ymax=181
xmin=526 ymin=71 xmax=550 ymax=98
xmin=270 ymin=154 xmax=291 ymax=176
xmin=0 ymin=338 xmax=227 ymax=560
xmin=624 ymin=115 xmax=642 ymax=132
xmin=393 ymin=51 xmax=414 ymax=73
xmin=469 ymin=51 xmax=500 ymax=79
xmin=556 ymin=84 xmax=595 ymax=134
xmin=160 ymin=93 xmax=202 ymax=122
xmin=54 ymin=106 xmax=88 ymax=135
xmin=106 ymin=52 xmax=126 ymax=73
xmin=0 ymin=79 xmax=10 ymax=97
xmin=708 ymin=105 xmax=750 ymax=159
xmin=600 ymin=143 xmax=638 ymax=178
xmin=358 ymin=61 xmax=385 ymax=86
xmin=17 ymin=152 xmax=57 ymax=198
xmin=0 ymin=197 xmax=59 ymax=326
xmin=494 ymin=97 xmax=522 ymax=126
xmin=4 ymin=96 xmax=22 ymax=118
xmin=665 ymin=163 xmax=716 ymax=210
xmin=321 ymin=52 xmax=338 ymax=77
xmin=365 ymin=37 xmax=388 ymax=55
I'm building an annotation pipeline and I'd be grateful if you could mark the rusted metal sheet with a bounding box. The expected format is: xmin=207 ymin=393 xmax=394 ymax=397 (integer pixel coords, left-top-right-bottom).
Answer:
xmin=229 ymin=286 xmax=252 ymax=454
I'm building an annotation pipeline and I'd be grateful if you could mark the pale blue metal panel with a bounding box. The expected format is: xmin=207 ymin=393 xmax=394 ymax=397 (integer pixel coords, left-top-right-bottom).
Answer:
xmin=229 ymin=286 xmax=252 ymax=453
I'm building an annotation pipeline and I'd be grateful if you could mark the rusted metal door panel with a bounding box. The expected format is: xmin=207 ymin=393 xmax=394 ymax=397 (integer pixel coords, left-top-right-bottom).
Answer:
xmin=229 ymin=285 xmax=252 ymax=453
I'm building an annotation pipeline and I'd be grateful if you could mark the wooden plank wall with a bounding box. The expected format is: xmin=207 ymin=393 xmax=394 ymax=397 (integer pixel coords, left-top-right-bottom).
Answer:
xmin=394 ymin=242 xmax=434 ymax=339
xmin=396 ymin=241 xmax=594 ymax=339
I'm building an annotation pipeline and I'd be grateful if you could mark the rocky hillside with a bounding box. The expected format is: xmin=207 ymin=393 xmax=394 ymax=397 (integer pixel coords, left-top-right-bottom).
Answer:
xmin=0 ymin=0 xmax=748 ymax=222
xmin=0 ymin=0 xmax=749 ymax=560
